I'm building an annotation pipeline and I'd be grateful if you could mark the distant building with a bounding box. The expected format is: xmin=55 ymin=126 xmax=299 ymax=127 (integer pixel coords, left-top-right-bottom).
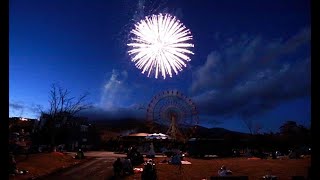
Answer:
xmin=9 ymin=117 xmax=39 ymax=134
xmin=9 ymin=117 xmax=39 ymax=153
xmin=38 ymin=112 xmax=91 ymax=151
xmin=64 ymin=116 xmax=91 ymax=151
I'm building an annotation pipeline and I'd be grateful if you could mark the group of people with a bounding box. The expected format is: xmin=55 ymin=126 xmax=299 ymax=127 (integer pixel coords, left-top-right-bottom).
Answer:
xmin=113 ymin=145 xmax=158 ymax=179
xmin=113 ymin=157 xmax=134 ymax=177
xmin=113 ymin=157 xmax=158 ymax=179
xmin=115 ymin=150 xmax=230 ymax=178
xmin=127 ymin=146 xmax=144 ymax=166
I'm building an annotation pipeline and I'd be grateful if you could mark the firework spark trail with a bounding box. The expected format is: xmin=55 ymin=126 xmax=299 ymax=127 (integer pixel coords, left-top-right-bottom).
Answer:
xmin=127 ymin=13 xmax=194 ymax=79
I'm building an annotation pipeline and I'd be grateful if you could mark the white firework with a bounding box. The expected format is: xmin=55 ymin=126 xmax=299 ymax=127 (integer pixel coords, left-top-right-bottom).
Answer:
xmin=127 ymin=13 xmax=194 ymax=79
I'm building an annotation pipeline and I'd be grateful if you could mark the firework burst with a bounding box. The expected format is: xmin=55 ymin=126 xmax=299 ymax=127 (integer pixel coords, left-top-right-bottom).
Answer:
xmin=127 ymin=13 xmax=194 ymax=79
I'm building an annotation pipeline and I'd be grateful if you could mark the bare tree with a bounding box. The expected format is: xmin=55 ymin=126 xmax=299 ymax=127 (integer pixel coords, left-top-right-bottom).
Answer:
xmin=242 ymin=118 xmax=253 ymax=135
xmin=253 ymin=122 xmax=263 ymax=135
xmin=39 ymin=83 xmax=92 ymax=150
xmin=242 ymin=118 xmax=263 ymax=135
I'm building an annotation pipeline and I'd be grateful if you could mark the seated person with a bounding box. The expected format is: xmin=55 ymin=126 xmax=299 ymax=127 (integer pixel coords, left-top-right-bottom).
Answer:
xmin=170 ymin=153 xmax=182 ymax=165
xmin=75 ymin=149 xmax=85 ymax=159
xmin=113 ymin=158 xmax=123 ymax=177
xmin=142 ymin=159 xmax=157 ymax=180
xmin=218 ymin=165 xmax=233 ymax=176
xmin=122 ymin=157 xmax=134 ymax=175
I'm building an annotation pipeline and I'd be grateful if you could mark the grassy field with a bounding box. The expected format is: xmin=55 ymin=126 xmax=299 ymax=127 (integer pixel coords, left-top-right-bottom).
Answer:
xmin=10 ymin=152 xmax=311 ymax=180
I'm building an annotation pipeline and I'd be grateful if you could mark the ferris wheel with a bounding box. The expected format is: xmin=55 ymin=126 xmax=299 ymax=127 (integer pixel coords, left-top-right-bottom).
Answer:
xmin=146 ymin=90 xmax=199 ymax=141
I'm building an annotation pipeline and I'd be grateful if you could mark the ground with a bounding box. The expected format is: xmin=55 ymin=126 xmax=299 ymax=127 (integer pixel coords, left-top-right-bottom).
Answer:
xmin=128 ymin=156 xmax=311 ymax=180
xmin=10 ymin=152 xmax=311 ymax=180
xmin=9 ymin=152 xmax=90 ymax=180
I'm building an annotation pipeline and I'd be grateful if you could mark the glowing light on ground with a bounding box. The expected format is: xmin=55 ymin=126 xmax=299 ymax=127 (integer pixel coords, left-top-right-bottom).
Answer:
xmin=127 ymin=13 xmax=194 ymax=79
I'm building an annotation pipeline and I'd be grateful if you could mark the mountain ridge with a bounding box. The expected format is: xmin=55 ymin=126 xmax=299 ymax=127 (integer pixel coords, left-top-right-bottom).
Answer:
xmin=90 ymin=118 xmax=249 ymax=137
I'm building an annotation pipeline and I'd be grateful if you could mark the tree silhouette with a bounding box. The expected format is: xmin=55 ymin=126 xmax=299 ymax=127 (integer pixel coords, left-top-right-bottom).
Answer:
xmin=280 ymin=120 xmax=299 ymax=135
xmin=38 ymin=83 xmax=92 ymax=151
xmin=279 ymin=120 xmax=311 ymax=151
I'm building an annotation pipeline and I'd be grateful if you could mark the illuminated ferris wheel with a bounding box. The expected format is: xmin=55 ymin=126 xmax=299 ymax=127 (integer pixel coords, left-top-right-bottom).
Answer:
xmin=146 ymin=90 xmax=199 ymax=141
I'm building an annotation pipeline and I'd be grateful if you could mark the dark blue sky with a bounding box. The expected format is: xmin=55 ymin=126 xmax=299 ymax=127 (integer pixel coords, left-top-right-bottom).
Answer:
xmin=9 ymin=0 xmax=311 ymax=133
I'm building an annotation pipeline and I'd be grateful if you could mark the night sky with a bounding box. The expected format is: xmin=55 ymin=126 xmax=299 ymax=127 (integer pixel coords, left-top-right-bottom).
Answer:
xmin=9 ymin=0 xmax=311 ymax=133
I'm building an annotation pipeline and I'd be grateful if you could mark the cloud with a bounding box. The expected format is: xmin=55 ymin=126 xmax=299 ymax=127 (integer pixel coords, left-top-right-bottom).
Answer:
xmin=96 ymin=69 xmax=149 ymax=120
xmin=9 ymin=102 xmax=24 ymax=111
xmin=9 ymin=101 xmax=42 ymax=118
xmin=191 ymin=28 xmax=310 ymax=118
xmin=100 ymin=69 xmax=130 ymax=109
